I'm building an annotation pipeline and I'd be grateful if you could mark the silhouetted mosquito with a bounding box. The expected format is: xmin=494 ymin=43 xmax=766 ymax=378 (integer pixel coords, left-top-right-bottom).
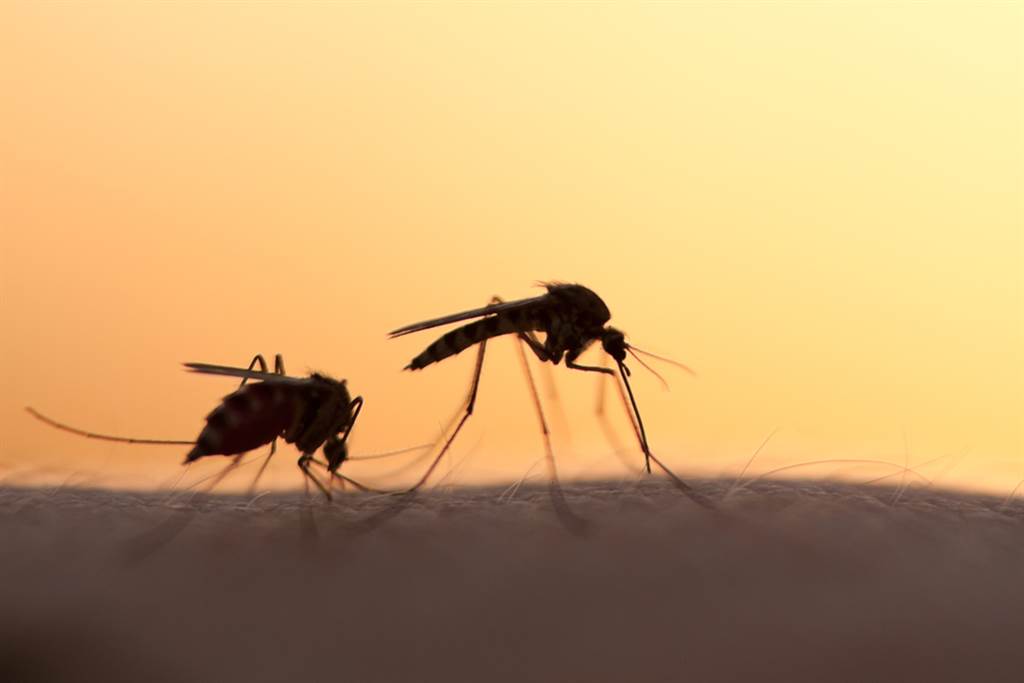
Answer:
xmin=27 ymin=354 xmax=407 ymax=500
xmin=390 ymin=283 xmax=709 ymax=512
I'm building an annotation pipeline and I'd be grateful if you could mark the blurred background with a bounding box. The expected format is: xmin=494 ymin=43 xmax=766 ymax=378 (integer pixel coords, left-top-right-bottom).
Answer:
xmin=2 ymin=3 xmax=1020 ymax=494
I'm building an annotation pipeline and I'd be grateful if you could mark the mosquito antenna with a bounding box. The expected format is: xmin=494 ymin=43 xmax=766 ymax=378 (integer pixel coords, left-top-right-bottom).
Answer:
xmin=26 ymin=407 xmax=195 ymax=446
xmin=626 ymin=348 xmax=670 ymax=390
xmin=627 ymin=345 xmax=697 ymax=377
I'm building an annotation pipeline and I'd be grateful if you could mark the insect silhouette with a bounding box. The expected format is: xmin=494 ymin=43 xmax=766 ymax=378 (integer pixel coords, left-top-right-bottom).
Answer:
xmin=389 ymin=282 xmax=710 ymax=510
xmin=26 ymin=354 xmax=390 ymax=500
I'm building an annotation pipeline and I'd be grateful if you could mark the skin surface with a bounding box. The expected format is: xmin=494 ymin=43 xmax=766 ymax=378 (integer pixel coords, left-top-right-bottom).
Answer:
xmin=2 ymin=479 xmax=1022 ymax=683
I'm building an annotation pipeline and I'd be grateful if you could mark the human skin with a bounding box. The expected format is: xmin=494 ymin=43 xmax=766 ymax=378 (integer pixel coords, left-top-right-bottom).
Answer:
xmin=1 ymin=480 xmax=1022 ymax=683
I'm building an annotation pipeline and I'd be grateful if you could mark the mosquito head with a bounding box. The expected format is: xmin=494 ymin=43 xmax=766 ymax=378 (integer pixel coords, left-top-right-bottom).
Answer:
xmin=601 ymin=327 xmax=628 ymax=363
xmin=603 ymin=328 xmax=697 ymax=387
xmin=324 ymin=436 xmax=349 ymax=474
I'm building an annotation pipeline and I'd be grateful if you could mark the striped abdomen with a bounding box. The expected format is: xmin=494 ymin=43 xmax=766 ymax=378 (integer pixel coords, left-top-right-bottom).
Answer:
xmin=407 ymin=313 xmax=544 ymax=370
xmin=185 ymin=382 xmax=302 ymax=462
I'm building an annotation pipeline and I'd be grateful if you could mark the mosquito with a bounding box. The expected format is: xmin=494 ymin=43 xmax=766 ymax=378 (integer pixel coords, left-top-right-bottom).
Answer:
xmin=389 ymin=282 xmax=709 ymax=510
xmin=26 ymin=354 xmax=401 ymax=500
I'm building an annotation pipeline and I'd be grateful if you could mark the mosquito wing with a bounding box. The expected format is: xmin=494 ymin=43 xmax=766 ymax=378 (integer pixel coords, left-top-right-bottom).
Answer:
xmin=389 ymin=294 xmax=549 ymax=338
xmin=183 ymin=362 xmax=310 ymax=385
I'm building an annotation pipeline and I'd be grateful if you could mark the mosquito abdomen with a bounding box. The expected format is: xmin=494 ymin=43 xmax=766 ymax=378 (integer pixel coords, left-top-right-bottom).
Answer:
xmin=185 ymin=383 xmax=299 ymax=462
xmin=407 ymin=313 xmax=536 ymax=370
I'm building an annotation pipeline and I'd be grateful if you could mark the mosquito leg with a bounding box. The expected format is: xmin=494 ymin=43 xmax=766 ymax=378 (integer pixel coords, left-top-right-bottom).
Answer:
xmin=307 ymin=456 xmax=396 ymax=496
xmin=299 ymin=467 xmax=319 ymax=542
xmin=614 ymin=367 xmax=656 ymax=477
xmin=486 ymin=296 xmax=551 ymax=365
xmin=397 ymin=294 xmax=507 ymax=491
xmin=610 ymin=369 xmax=645 ymax=469
xmin=535 ymin=346 xmax=573 ymax=449
xmin=514 ymin=338 xmax=587 ymax=534
xmin=566 ymin=359 xmax=616 ymax=375
xmin=482 ymin=297 xmax=561 ymax=411
xmin=173 ymin=452 xmax=246 ymax=499
xmin=246 ymin=440 xmax=276 ymax=497
xmin=237 ymin=355 xmax=282 ymax=468
xmin=506 ymin=324 xmax=582 ymax=446
xmin=238 ymin=354 xmax=269 ymax=388
xmin=592 ymin=357 xmax=638 ymax=473
xmin=482 ymin=306 xmax=575 ymax=447
xmin=370 ymin=299 xmax=502 ymax=526
xmin=236 ymin=359 xmax=281 ymax=474
xmin=332 ymin=397 xmax=363 ymax=465
xmin=164 ymin=462 xmax=192 ymax=492
xmin=508 ymin=328 xmax=578 ymax=466
xmin=335 ymin=472 xmax=393 ymax=494
xmin=298 ymin=454 xmax=332 ymax=502
xmin=517 ymin=332 xmax=550 ymax=363
xmin=403 ymin=338 xmax=488 ymax=493
xmin=235 ymin=355 xmax=283 ymax=471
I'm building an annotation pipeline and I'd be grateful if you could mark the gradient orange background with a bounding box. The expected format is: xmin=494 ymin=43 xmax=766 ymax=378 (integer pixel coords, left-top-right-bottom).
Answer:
xmin=2 ymin=3 xmax=1020 ymax=495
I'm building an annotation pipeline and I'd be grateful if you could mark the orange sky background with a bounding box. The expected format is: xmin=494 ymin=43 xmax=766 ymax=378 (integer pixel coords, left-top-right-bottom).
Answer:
xmin=2 ymin=3 xmax=1020 ymax=495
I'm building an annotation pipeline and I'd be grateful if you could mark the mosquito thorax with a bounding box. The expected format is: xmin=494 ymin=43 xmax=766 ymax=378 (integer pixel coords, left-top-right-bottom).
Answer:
xmin=601 ymin=327 xmax=628 ymax=362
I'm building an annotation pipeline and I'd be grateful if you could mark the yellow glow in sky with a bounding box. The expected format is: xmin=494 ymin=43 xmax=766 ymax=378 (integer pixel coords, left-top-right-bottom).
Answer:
xmin=1 ymin=3 xmax=1020 ymax=494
